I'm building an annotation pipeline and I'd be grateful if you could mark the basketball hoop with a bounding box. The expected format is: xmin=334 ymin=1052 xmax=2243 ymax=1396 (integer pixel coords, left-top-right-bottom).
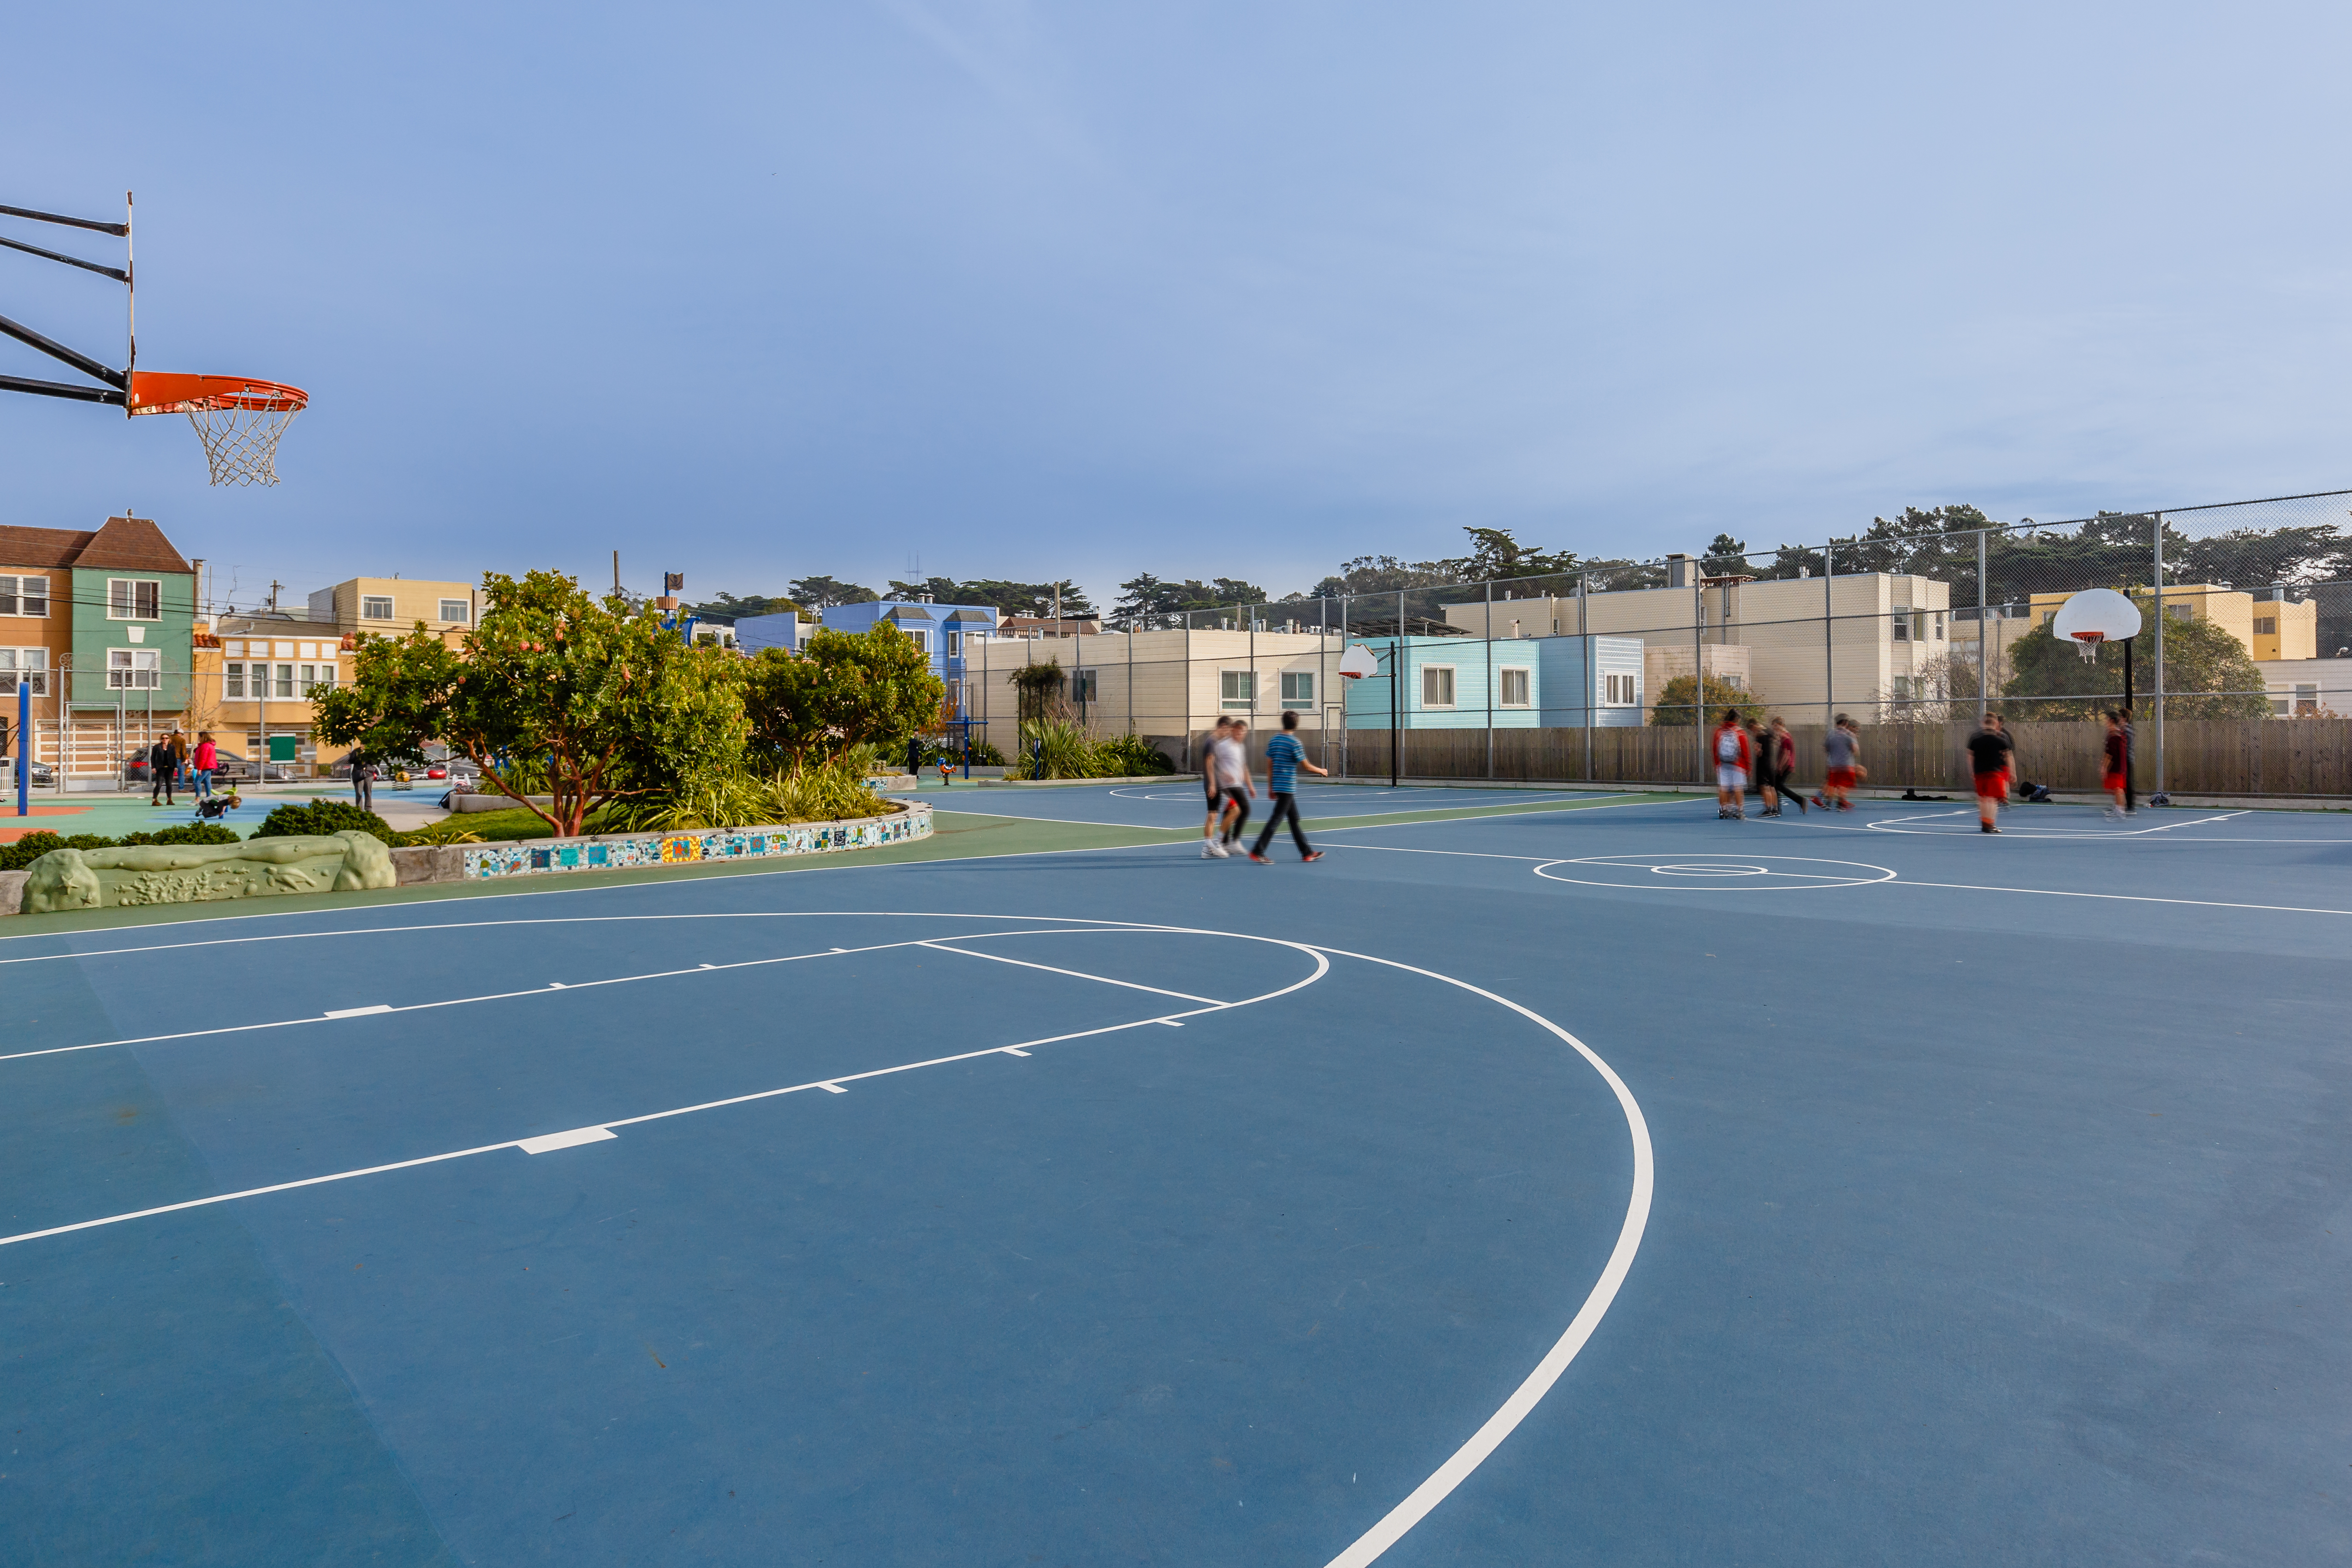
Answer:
xmin=126 ymin=372 xmax=308 ymax=487
xmin=1337 ymin=643 xmax=1380 ymax=680
xmin=2050 ymin=588 xmax=2142 ymax=665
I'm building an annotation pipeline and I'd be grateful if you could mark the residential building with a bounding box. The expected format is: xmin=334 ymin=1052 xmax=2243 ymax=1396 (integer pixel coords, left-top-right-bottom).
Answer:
xmin=193 ymin=610 xmax=359 ymax=774
xmin=821 ymin=598 xmax=1000 ymax=721
xmin=2251 ymin=656 xmax=2352 ymax=718
xmin=0 ymin=515 xmax=199 ymax=788
xmin=733 ymin=611 xmax=805 ymax=654
xmin=307 ymin=576 xmax=480 ymax=647
xmin=2020 ymin=585 xmax=2316 ymax=662
xmin=1442 ymin=567 xmax=1954 ymax=721
xmin=967 ymin=625 xmax=1332 ymax=765
xmin=1340 ymin=635 xmax=1646 ymax=730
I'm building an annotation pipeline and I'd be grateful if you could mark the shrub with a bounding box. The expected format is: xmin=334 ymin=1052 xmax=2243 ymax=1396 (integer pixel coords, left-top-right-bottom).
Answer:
xmin=251 ymin=799 xmax=399 ymax=844
xmin=962 ymin=737 xmax=1008 ymax=766
xmin=1090 ymin=734 xmax=1174 ymax=776
xmin=118 ymin=825 xmax=241 ymax=848
xmin=0 ymin=831 xmax=64 ymax=871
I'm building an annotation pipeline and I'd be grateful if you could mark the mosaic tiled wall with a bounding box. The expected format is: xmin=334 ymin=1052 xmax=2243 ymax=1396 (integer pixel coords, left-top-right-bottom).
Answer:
xmin=461 ymin=805 xmax=930 ymax=880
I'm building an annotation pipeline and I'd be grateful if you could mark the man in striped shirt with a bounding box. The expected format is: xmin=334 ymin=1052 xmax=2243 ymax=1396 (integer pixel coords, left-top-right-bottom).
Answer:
xmin=1248 ymin=709 xmax=1327 ymax=863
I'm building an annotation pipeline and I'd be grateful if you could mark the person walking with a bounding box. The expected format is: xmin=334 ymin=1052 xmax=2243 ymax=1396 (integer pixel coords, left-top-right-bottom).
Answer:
xmin=1249 ymin=709 xmax=1328 ymax=862
xmin=1766 ymin=716 xmax=1805 ymax=815
xmin=1818 ymin=714 xmax=1862 ymax=811
xmin=1747 ymin=719 xmax=1774 ymax=814
xmin=1965 ymin=712 xmax=2016 ymax=833
xmin=1215 ymin=719 xmax=1256 ymax=851
xmin=1201 ymin=717 xmax=1235 ymax=857
xmin=191 ymin=731 xmax=218 ymax=802
xmin=150 ymin=730 xmax=186 ymax=807
xmin=352 ymin=748 xmax=376 ymax=813
xmin=1712 ymin=708 xmax=1752 ymax=819
xmin=2101 ymin=710 xmax=2132 ymax=820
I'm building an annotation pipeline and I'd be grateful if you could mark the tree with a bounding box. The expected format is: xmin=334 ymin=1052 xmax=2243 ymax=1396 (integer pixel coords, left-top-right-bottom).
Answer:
xmin=742 ymin=624 xmax=946 ymax=767
xmin=1307 ymin=556 xmax=1453 ymax=599
xmin=1647 ymin=672 xmax=1763 ymax=726
xmin=2000 ymin=614 xmax=2267 ymax=720
xmin=684 ymin=591 xmax=802 ymax=622
xmin=315 ymin=570 xmax=749 ymax=837
xmin=1106 ymin=574 xmax=1273 ymax=626
xmin=1435 ymin=526 xmax=1578 ymax=585
xmin=787 ymin=576 xmax=879 ymax=609
xmin=882 ymin=577 xmax=1098 ymax=616
xmin=1701 ymin=534 xmax=1752 ymax=576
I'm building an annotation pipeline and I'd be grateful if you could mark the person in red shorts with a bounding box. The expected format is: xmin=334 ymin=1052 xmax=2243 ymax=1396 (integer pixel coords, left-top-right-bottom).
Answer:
xmin=1712 ymin=708 xmax=1752 ymax=819
xmin=1818 ymin=713 xmax=1862 ymax=811
xmin=1964 ymin=712 xmax=2016 ymax=834
xmin=2101 ymin=709 xmax=2132 ymax=820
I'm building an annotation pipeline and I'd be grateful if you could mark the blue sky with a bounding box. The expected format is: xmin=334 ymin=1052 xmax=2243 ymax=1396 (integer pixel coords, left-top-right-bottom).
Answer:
xmin=4 ymin=2 xmax=2348 ymax=610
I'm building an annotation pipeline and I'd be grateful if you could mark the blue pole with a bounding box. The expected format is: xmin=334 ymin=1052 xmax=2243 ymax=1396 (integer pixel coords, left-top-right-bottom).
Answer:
xmin=16 ymin=679 xmax=28 ymax=816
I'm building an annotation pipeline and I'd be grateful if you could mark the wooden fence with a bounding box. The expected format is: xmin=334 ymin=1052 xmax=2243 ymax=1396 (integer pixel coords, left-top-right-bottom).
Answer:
xmin=1322 ymin=719 xmax=2352 ymax=798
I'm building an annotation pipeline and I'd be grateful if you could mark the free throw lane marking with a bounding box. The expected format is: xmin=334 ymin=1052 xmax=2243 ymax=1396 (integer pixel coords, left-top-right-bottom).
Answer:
xmin=916 ymin=940 xmax=1229 ymax=1006
xmin=517 ymin=1126 xmax=617 ymax=1154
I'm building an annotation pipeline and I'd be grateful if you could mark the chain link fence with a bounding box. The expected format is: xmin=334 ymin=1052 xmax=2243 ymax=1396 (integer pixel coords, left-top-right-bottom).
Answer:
xmin=964 ymin=488 xmax=2352 ymax=800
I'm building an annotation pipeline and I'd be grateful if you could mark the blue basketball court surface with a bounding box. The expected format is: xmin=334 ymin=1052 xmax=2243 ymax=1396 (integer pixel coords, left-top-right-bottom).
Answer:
xmin=5 ymin=782 xmax=2347 ymax=1565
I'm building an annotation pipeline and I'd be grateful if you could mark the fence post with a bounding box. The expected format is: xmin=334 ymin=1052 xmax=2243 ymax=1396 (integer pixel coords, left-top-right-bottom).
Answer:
xmin=1581 ymin=571 xmax=1593 ymax=785
xmin=1823 ymin=542 xmax=1835 ymax=736
xmin=1976 ymin=529 xmax=1988 ymax=722
xmin=2152 ymin=511 xmax=2165 ymax=793
xmin=1484 ymin=579 xmax=1494 ymax=781
xmin=1693 ymin=564 xmax=1705 ymax=786
xmin=1182 ymin=612 xmax=1192 ymax=771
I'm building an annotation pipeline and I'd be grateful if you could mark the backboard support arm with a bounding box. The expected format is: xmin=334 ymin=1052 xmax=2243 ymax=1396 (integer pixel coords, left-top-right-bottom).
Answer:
xmin=0 ymin=309 xmax=125 ymax=390
xmin=0 ymin=201 xmax=129 ymax=237
xmin=0 ymin=372 xmax=125 ymax=405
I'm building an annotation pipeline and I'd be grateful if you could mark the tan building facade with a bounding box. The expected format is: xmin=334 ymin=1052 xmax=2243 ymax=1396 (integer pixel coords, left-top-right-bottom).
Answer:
xmin=190 ymin=612 xmax=360 ymax=774
xmin=1443 ymin=572 xmax=1955 ymax=721
xmin=967 ymin=627 xmax=1344 ymax=766
xmin=2021 ymin=586 xmax=2315 ymax=662
xmin=307 ymin=576 xmax=480 ymax=647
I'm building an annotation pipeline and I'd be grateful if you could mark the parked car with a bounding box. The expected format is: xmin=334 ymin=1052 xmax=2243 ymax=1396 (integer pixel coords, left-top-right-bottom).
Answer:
xmin=2 ymin=758 xmax=55 ymax=786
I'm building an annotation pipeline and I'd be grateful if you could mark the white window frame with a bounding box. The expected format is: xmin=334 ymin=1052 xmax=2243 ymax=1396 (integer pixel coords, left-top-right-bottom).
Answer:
xmin=274 ymin=663 xmax=297 ymax=700
xmin=0 ymin=576 xmax=49 ymax=618
xmin=224 ymin=661 xmax=245 ymax=699
xmin=108 ymin=577 xmax=161 ymax=621
xmin=903 ymin=628 xmax=929 ymax=653
xmin=1420 ymin=665 xmax=1456 ymax=708
xmin=945 ymin=630 xmax=962 ymax=657
xmin=299 ymin=663 xmax=337 ymax=697
xmin=1604 ymin=672 xmax=1636 ymax=706
xmin=1891 ymin=676 xmax=1913 ymax=703
xmin=1220 ymin=670 xmax=1256 ymax=711
xmin=439 ymin=599 xmax=471 ymax=624
xmin=1280 ymin=670 xmax=1315 ymax=704
xmin=0 ymin=647 xmax=48 ymax=696
xmin=1497 ymin=666 xmax=1531 ymax=707
xmin=2254 ymin=616 xmax=2278 ymax=636
xmin=361 ymin=594 xmax=396 ymax=620
xmin=107 ymin=647 xmax=161 ymax=689
xmin=2167 ymin=602 xmax=2192 ymax=622
xmin=1891 ymin=611 xmax=1911 ymax=642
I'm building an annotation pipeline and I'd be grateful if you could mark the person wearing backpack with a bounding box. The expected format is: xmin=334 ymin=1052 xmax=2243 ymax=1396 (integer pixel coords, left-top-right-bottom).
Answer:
xmin=1712 ymin=708 xmax=1752 ymax=820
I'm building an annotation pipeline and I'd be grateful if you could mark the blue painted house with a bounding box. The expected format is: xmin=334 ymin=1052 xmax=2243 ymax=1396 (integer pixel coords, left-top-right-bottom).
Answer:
xmin=1342 ymin=634 xmax=1645 ymax=729
xmin=811 ymin=599 xmax=999 ymax=719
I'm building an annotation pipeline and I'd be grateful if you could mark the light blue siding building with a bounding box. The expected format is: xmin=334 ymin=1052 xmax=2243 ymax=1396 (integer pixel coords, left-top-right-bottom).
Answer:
xmin=803 ymin=599 xmax=999 ymax=719
xmin=1342 ymin=634 xmax=1645 ymax=729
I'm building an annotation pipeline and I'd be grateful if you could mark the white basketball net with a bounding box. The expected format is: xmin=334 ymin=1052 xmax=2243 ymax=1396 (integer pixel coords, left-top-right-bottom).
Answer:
xmin=185 ymin=404 xmax=300 ymax=487
xmin=2072 ymin=633 xmax=2104 ymax=664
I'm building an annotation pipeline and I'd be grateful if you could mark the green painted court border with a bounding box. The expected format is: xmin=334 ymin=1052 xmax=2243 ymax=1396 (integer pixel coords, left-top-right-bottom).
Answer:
xmin=0 ymin=792 xmax=1684 ymax=939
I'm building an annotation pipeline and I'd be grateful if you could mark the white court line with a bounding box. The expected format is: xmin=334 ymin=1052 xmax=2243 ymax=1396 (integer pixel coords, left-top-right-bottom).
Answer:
xmin=936 ymin=791 xmax=1650 ymax=835
xmin=0 ymin=925 xmax=1331 ymax=1251
xmin=916 ymin=941 xmax=1229 ymax=1006
xmin=1895 ymin=879 xmax=2352 ymax=917
xmin=1307 ymin=944 xmax=1650 ymax=1568
xmin=517 ymin=1126 xmax=616 ymax=1154
xmin=0 ymin=926 xmax=1138 ymax=1065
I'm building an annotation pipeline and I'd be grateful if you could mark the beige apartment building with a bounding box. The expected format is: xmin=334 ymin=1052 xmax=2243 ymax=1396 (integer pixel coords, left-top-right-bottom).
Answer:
xmin=1443 ymin=570 xmax=1955 ymax=721
xmin=967 ymin=626 xmax=1343 ymax=766
xmin=190 ymin=611 xmax=360 ymax=774
xmin=307 ymin=576 xmax=480 ymax=647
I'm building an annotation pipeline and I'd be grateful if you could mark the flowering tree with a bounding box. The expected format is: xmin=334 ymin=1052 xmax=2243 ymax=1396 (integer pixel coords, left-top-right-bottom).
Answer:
xmin=315 ymin=570 xmax=748 ymax=836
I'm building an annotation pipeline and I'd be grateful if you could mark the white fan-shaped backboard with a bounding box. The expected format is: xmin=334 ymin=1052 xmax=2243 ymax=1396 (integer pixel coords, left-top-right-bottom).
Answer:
xmin=2050 ymin=587 xmax=2143 ymax=644
xmin=1338 ymin=643 xmax=1381 ymax=678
